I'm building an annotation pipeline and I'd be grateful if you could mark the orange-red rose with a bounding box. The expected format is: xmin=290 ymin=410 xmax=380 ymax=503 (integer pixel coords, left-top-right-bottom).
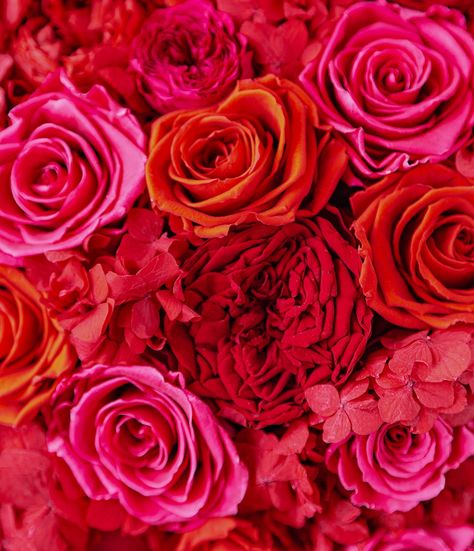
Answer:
xmin=146 ymin=75 xmax=347 ymax=237
xmin=0 ymin=267 xmax=76 ymax=425
xmin=352 ymin=164 xmax=474 ymax=329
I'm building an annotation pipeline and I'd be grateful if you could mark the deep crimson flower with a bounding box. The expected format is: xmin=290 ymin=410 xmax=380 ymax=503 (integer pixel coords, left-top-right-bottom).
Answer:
xmin=165 ymin=212 xmax=372 ymax=428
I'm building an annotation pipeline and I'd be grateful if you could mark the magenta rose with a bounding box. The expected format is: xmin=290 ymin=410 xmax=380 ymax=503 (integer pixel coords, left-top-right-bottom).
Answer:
xmin=300 ymin=1 xmax=474 ymax=180
xmin=47 ymin=364 xmax=248 ymax=530
xmin=0 ymin=70 xmax=146 ymax=262
xmin=130 ymin=0 xmax=251 ymax=112
xmin=165 ymin=212 xmax=373 ymax=428
xmin=327 ymin=420 xmax=474 ymax=513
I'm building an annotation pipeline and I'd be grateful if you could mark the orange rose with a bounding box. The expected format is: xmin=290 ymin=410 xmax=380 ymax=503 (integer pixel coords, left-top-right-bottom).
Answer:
xmin=146 ymin=75 xmax=347 ymax=237
xmin=351 ymin=164 xmax=474 ymax=329
xmin=0 ymin=267 xmax=76 ymax=425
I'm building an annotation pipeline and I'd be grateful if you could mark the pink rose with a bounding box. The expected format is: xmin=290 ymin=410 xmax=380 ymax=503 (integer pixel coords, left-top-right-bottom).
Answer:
xmin=47 ymin=364 xmax=248 ymax=530
xmin=300 ymin=1 xmax=474 ymax=181
xmin=327 ymin=420 xmax=474 ymax=513
xmin=131 ymin=0 xmax=251 ymax=112
xmin=0 ymin=71 xmax=146 ymax=262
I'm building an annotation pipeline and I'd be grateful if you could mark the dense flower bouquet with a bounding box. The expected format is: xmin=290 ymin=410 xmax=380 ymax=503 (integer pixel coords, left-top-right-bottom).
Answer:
xmin=0 ymin=0 xmax=473 ymax=549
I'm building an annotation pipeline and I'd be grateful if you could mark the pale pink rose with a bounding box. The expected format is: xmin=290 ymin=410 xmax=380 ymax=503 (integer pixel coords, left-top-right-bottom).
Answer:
xmin=346 ymin=526 xmax=474 ymax=551
xmin=0 ymin=70 xmax=146 ymax=262
xmin=300 ymin=1 xmax=474 ymax=181
xmin=327 ymin=420 xmax=474 ymax=513
xmin=130 ymin=0 xmax=251 ymax=112
xmin=47 ymin=364 xmax=248 ymax=530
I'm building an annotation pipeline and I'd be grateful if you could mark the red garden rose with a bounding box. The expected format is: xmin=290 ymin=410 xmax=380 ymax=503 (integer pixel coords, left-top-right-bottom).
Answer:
xmin=146 ymin=75 xmax=347 ymax=238
xmin=352 ymin=164 xmax=474 ymax=329
xmin=165 ymin=212 xmax=372 ymax=427
xmin=300 ymin=1 xmax=474 ymax=181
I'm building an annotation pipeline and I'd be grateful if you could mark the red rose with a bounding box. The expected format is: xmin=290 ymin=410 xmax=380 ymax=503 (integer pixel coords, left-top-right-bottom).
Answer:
xmin=165 ymin=212 xmax=372 ymax=427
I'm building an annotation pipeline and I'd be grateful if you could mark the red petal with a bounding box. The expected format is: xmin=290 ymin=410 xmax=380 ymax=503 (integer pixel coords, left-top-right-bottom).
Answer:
xmin=346 ymin=398 xmax=382 ymax=435
xmin=322 ymin=410 xmax=351 ymax=443
xmin=389 ymin=338 xmax=432 ymax=377
xmin=378 ymin=388 xmax=420 ymax=423
xmin=340 ymin=380 xmax=369 ymax=402
xmin=414 ymin=381 xmax=454 ymax=409
xmin=305 ymin=385 xmax=340 ymax=417
xmin=417 ymin=331 xmax=472 ymax=382
xmin=275 ymin=420 xmax=309 ymax=456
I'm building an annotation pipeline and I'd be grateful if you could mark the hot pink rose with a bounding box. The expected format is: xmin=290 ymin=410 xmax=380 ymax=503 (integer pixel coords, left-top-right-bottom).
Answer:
xmin=327 ymin=420 xmax=474 ymax=513
xmin=47 ymin=364 xmax=248 ymax=530
xmin=131 ymin=0 xmax=251 ymax=112
xmin=0 ymin=70 xmax=146 ymax=262
xmin=300 ymin=1 xmax=474 ymax=181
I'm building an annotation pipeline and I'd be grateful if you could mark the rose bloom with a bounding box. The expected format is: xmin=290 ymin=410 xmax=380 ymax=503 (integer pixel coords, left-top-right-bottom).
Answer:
xmin=0 ymin=266 xmax=76 ymax=426
xmin=300 ymin=1 xmax=474 ymax=180
xmin=165 ymin=213 xmax=372 ymax=427
xmin=147 ymin=75 xmax=347 ymax=238
xmin=131 ymin=0 xmax=251 ymax=113
xmin=327 ymin=420 xmax=474 ymax=513
xmin=47 ymin=364 xmax=248 ymax=530
xmin=351 ymin=164 xmax=474 ymax=329
xmin=0 ymin=70 xmax=146 ymax=262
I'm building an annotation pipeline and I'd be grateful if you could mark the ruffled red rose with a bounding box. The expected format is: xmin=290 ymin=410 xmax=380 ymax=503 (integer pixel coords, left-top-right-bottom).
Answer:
xmin=352 ymin=164 xmax=474 ymax=328
xmin=165 ymin=212 xmax=372 ymax=427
